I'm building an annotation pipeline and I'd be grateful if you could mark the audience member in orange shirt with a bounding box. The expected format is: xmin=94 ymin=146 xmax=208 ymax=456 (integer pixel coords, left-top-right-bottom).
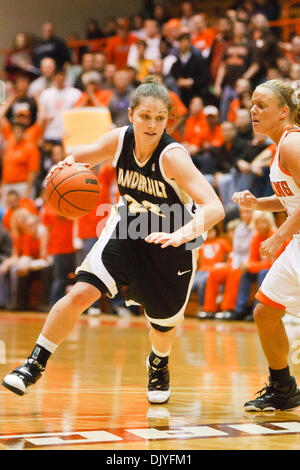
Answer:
xmin=0 ymin=210 xmax=50 ymax=310
xmin=1 ymin=121 xmax=40 ymax=201
xmin=191 ymin=225 xmax=231 ymax=306
xmin=191 ymin=14 xmax=216 ymax=58
xmin=106 ymin=18 xmax=137 ymax=70
xmin=41 ymin=202 xmax=76 ymax=306
xmin=74 ymin=71 xmax=113 ymax=108
xmin=225 ymin=211 xmax=290 ymax=321
xmin=182 ymin=96 xmax=207 ymax=154
xmin=200 ymin=208 xmax=254 ymax=319
xmin=166 ymin=89 xmax=188 ymax=142
xmin=2 ymin=189 xmax=38 ymax=232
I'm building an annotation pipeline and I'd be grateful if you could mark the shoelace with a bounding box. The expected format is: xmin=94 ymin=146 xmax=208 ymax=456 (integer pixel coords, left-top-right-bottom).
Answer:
xmin=255 ymin=383 xmax=275 ymax=397
xmin=149 ymin=365 xmax=168 ymax=388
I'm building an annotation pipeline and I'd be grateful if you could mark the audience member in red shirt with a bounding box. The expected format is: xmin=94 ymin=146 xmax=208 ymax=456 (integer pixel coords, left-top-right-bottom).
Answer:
xmin=106 ymin=18 xmax=137 ymax=70
xmin=182 ymin=96 xmax=207 ymax=155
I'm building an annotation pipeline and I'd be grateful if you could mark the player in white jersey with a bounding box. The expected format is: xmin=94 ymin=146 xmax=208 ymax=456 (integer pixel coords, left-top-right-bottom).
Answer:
xmin=232 ymin=79 xmax=300 ymax=411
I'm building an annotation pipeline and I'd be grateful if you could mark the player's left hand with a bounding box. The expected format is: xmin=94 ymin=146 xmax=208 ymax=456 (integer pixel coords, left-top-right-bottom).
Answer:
xmin=260 ymin=234 xmax=282 ymax=261
xmin=145 ymin=231 xmax=185 ymax=248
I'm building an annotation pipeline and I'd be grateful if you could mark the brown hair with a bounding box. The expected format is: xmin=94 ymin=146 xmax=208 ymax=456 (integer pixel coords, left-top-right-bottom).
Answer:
xmin=129 ymin=75 xmax=171 ymax=112
xmin=258 ymin=79 xmax=300 ymax=125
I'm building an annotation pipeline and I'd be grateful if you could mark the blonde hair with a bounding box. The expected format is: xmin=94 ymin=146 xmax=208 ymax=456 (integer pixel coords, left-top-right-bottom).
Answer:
xmin=250 ymin=210 xmax=277 ymax=232
xmin=258 ymin=79 xmax=300 ymax=125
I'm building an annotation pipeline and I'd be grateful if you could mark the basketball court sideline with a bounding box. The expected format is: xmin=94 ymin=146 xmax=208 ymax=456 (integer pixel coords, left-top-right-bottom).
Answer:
xmin=1 ymin=312 xmax=300 ymax=450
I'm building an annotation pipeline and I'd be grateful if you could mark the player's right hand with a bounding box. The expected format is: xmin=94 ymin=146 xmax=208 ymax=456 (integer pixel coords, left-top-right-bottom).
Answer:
xmin=45 ymin=155 xmax=90 ymax=183
xmin=232 ymin=190 xmax=258 ymax=209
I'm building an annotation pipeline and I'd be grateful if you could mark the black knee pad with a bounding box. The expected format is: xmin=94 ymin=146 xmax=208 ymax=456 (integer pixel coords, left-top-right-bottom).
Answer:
xmin=150 ymin=322 xmax=174 ymax=332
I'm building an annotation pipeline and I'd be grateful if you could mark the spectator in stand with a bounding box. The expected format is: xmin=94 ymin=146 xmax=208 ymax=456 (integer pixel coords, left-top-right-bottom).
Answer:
xmin=252 ymin=0 xmax=280 ymax=22
xmin=275 ymin=56 xmax=291 ymax=80
xmin=150 ymin=57 xmax=179 ymax=93
xmin=191 ymin=14 xmax=216 ymax=59
xmin=102 ymin=17 xmax=117 ymax=38
xmin=158 ymin=37 xmax=178 ymax=78
xmin=85 ymin=19 xmax=105 ymax=39
xmin=74 ymin=71 xmax=113 ymax=108
xmin=33 ymin=21 xmax=71 ymax=69
xmin=106 ymin=18 xmax=137 ymax=70
xmin=125 ymin=65 xmax=141 ymax=89
xmin=235 ymin=108 xmax=253 ymax=142
xmin=35 ymin=142 xmax=65 ymax=199
xmin=192 ymin=225 xmax=231 ymax=311
xmin=0 ymin=121 xmax=40 ymax=202
xmin=131 ymin=14 xmax=145 ymax=39
xmin=93 ymin=52 xmax=107 ymax=76
xmin=282 ymin=36 xmax=300 ymax=65
xmin=214 ymin=20 xmax=259 ymax=121
xmin=161 ymin=19 xmax=181 ymax=53
xmin=227 ymin=78 xmax=251 ymax=123
xmin=249 ymin=13 xmax=280 ymax=86
xmin=209 ymin=16 xmax=233 ymax=84
xmin=108 ymin=70 xmax=133 ymax=127
xmin=28 ymin=57 xmax=56 ymax=99
xmin=225 ymin=211 xmax=289 ymax=321
xmin=128 ymin=19 xmax=160 ymax=67
xmin=0 ymin=222 xmax=12 ymax=308
xmin=39 ymin=68 xmax=81 ymax=142
xmin=41 ymin=201 xmax=76 ymax=306
xmin=290 ymin=63 xmax=300 ymax=90
xmin=170 ymin=32 xmax=209 ymax=107
xmin=214 ymin=121 xmax=250 ymax=212
xmin=2 ymin=190 xmax=38 ymax=232
xmin=73 ymin=52 xmax=95 ymax=91
xmin=0 ymin=210 xmax=51 ymax=310
xmin=153 ymin=4 xmax=170 ymax=29
xmin=5 ymin=32 xmax=38 ymax=82
xmin=4 ymin=75 xmax=38 ymax=126
xmin=182 ymin=96 xmax=207 ymax=156
xmin=200 ymin=208 xmax=254 ymax=319
xmin=102 ymin=63 xmax=117 ymax=91
xmin=128 ymin=40 xmax=153 ymax=82
xmin=180 ymin=1 xmax=195 ymax=30
xmin=188 ymin=105 xmax=224 ymax=180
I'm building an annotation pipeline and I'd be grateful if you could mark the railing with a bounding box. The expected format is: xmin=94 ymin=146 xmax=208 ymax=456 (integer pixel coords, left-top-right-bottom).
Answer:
xmin=1 ymin=16 xmax=300 ymax=62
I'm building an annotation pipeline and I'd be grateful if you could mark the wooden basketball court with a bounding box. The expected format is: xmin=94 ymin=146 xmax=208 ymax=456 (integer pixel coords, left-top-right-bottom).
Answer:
xmin=1 ymin=311 xmax=300 ymax=450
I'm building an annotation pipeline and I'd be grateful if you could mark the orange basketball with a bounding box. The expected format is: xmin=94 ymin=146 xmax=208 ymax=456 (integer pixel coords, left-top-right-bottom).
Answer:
xmin=46 ymin=163 xmax=100 ymax=218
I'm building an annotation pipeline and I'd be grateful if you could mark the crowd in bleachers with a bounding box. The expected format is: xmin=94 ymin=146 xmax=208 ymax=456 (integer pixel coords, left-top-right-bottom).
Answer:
xmin=0 ymin=0 xmax=299 ymax=321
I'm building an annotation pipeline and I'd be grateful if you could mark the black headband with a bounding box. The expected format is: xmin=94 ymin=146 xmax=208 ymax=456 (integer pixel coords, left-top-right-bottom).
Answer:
xmin=263 ymin=82 xmax=293 ymax=111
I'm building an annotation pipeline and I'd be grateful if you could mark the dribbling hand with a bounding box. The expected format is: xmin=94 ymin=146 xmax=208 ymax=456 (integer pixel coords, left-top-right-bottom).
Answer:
xmin=232 ymin=190 xmax=258 ymax=209
xmin=45 ymin=155 xmax=90 ymax=183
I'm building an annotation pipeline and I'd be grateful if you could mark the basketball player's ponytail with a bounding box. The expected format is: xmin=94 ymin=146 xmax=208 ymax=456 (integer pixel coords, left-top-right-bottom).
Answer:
xmin=130 ymin=74 xmax=172 ymax=112
xmin=260 ymin=79 xmax=300 ymax=126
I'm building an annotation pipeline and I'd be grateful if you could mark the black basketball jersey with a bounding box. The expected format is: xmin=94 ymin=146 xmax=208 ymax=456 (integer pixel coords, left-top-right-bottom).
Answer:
xmin=113 ymin=125 xmax=204 ymax=250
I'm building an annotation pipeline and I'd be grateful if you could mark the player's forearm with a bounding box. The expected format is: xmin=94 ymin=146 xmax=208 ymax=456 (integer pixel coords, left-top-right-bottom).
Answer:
xmin=255 ymin=195 xmax=285 ymax=212
xmin=176 ymin=201 xmax=224 ymax=243
xmin=273 ymin=204 xmax=300 ymax=243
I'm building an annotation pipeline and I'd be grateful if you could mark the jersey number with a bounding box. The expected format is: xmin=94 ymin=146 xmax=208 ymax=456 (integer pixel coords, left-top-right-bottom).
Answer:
xmin=124 ymin=194 xmax=165 ymax=218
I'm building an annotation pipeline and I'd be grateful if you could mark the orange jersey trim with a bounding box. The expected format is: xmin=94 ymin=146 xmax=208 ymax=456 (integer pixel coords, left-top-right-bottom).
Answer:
xmin=255 ymin=288 xmax=286 ymax=311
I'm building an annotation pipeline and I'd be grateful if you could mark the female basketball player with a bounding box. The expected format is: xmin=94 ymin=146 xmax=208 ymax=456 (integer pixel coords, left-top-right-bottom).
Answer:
xmin=2 ymin=76 xmax=224 ymax=404
xmin=232 ymin=79 xmax=300 ymax=411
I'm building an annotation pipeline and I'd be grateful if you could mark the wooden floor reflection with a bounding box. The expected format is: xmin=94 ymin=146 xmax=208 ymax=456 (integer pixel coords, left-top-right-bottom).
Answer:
xmin=1 ymin=312 xmax=300 ymax=450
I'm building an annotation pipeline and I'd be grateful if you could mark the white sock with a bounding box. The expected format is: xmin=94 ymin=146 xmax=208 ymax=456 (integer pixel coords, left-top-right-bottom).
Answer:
xmin=36 ymin=334 xmax=58 ymax=354
xmin=152 ymin=346 xmax=170 ymax=358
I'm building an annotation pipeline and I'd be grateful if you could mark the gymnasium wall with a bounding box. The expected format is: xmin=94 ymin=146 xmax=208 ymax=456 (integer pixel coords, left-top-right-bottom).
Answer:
xmin=0 ymin=0 xmax=142 ymax=65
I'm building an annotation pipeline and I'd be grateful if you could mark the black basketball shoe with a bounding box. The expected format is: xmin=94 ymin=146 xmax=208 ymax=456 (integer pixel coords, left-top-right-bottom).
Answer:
xmin=2 ymin=359 xmax=44 ymax=396
xmin=147 ymin=356 xmax=170 ymax=404
xmin=244 ymin=377 xmax=300 ymax=411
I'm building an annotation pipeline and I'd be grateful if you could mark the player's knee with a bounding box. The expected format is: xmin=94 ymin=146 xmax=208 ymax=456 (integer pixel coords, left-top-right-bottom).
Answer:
xmin=253 ymin=302 xmax=282 ymax=326
xmin=68 ymin=283 xmax=100 ymax=308
xmin=150 ymin=322 xmax=175 ymax=333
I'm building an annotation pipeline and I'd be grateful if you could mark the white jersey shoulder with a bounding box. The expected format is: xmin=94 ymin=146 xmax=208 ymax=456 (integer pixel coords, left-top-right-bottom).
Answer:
xmin=270 ymin=125 xmax=300 ymax=217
